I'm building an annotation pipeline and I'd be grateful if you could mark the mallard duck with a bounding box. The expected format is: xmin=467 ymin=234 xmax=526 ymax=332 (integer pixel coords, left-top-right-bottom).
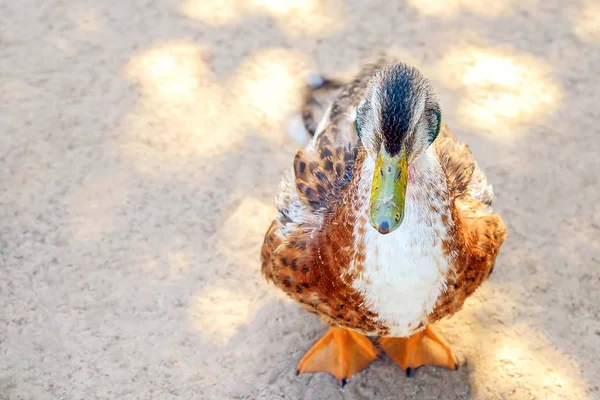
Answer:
xmin=260 ymin=59 xmax=507 ymax=385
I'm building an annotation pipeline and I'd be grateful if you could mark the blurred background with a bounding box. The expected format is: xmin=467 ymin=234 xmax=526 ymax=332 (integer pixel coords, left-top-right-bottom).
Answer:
xmin=1 ymin=0 xmax=599 ymax=399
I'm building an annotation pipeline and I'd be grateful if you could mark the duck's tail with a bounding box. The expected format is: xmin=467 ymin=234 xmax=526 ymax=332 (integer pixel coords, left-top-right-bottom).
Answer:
xmin=299 ymin=73 xmax=344 ymax=136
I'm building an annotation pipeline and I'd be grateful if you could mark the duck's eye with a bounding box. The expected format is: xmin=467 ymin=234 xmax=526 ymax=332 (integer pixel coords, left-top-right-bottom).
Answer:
xmin=355 ymin=102 xmax=370 ymax=139
xmin=427 ymin=108 xmax=441 ymax=144
xmin=354 ymin=119 xmax=362 ymax=138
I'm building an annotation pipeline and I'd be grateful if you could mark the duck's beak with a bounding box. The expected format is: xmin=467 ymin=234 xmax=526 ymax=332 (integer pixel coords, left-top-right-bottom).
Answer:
xmin=368 ymin=145 xmax=408 ymax=235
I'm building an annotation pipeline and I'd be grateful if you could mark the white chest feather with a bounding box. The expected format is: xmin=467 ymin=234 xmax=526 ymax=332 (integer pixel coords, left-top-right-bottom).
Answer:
xmin=350 ymin=146 xmax=453 ymax=337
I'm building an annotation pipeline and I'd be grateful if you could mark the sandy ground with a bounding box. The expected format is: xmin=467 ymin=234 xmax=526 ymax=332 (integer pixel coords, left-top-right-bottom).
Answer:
xmin=1 ymin=0 xmax=600 ymax=399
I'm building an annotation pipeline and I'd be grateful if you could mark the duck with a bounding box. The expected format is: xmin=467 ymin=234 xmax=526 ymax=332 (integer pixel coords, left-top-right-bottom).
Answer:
xmin=260 ymin=58 xmax=508 ymax=385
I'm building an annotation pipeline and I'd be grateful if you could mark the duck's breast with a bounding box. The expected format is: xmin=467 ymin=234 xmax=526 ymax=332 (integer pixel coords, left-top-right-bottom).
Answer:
xmin=349 ymin=146 xmax=455 ymax=337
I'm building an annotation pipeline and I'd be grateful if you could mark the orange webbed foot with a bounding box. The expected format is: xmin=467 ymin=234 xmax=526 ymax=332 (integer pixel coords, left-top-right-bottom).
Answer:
xmin=378 ymin=325 xmax=457 ymax=376
xmin=297 ymin=327 xmax=379 ymax=385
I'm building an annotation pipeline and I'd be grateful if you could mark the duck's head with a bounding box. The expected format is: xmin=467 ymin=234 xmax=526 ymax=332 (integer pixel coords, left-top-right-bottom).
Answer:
xmin=355 ymin=63 xmax=441 ymax=235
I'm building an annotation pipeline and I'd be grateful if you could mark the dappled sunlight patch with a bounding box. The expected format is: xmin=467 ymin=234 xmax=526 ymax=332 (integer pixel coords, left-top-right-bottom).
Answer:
xmin=217 ymin=197 xmax=276 ymax=266
xmin=232 ymin=48 xmax=314 ymax=135
xmin=408 ymin=0 xmax=538 ymax=19
xmin=183 ymin=0 xmax=344 ymax=37
xmin=130 ymin=241 xmax=162 ymax=278
xmin=475 ymin=328 xmax=587 ymax=398
xmin=446 ymin=287 xmax=588 ymax=398
xmin=126 ymin=41 xmax=225 ymax=113
xmin=572 ymin=1 xmax=600 ymax=45
xmin=189 ymin=286 xmax=255 ymax=345
xmin=121 ymin=43 xmax=310 ymax=176
xmin=122 ymin=41 xmax=243 ymax=174
xmin=167 ymin=250 xmax=192 ymax=278
xmin=438 ymin=47 xmax=559 ymax=136
xmin=252 ymin=0 xmax=346 ymax=37
xmin=182 ymin=0 xmax=245 ymax=25
xmin=188 ymin=284 xmax=272 ymax=346
xmin=187 ymin=197 xmax=294 ymax=344
xmin=133 ymin=44 xmax=206 ymax=103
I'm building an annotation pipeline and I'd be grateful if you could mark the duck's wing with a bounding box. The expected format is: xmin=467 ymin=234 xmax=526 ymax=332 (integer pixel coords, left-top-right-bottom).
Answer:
xmin=260 ymin=109 xmax=359 ymax=283
xmin=259 ymin=63 xmax=391 ymax=335
xmin=270 ymin=59 xmax=391 ymax=226
xmin=260 ymin=113 xmax=359 ymax=288
xmin=428 ymin=123 xmax=508 ymax=322
xmin=275 ymin=59 xmax=394 ymax=219
xmin=259 ymin=114 xmax=380 ymax=332
xmin=434 ymin=124 xmax=489 ymax=205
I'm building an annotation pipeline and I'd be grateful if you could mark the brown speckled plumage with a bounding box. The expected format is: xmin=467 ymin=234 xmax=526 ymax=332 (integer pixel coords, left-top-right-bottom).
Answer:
xmin=261 ymin=59 xmax=507 ymax=337
xmin=428 ymin=125 xmax=508 ymax=323
xmin=261 ymin=115 xmax=389 ymax=334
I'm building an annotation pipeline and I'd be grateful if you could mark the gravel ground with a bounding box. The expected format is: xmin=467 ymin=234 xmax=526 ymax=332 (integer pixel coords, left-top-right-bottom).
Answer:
xmin=1 ymin=0 xmax=600 ymax=399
